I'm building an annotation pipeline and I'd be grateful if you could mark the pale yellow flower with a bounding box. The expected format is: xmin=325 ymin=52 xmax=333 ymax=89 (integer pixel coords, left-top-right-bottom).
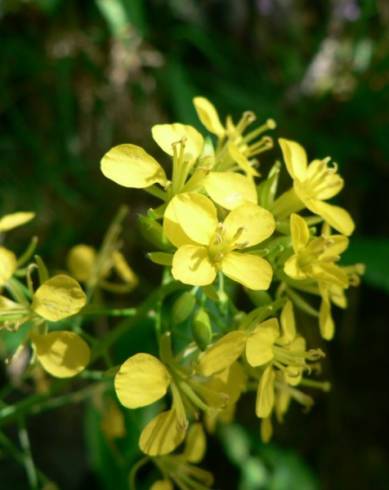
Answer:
xmin=163 ymin=192 xmax=275 ymax=289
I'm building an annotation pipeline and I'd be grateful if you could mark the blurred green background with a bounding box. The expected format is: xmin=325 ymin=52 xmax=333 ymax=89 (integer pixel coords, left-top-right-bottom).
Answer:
xmin=1 ymin=0 xmax=389 ymax=489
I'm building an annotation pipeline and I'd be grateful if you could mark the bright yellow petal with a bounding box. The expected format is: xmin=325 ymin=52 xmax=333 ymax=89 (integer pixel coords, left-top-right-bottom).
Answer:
xmin=163 ymin=196 xmax=197 ymax=248
xmin=151 ymin=123 xmax=204 ymax=161
xmin=32 ymin=274 xmax=86 ymax=321
xmin=172 ymin=245 xmax=216 ymax=286
xmin=279 ymin=300 xmax=296 ymax=345
xmin=246 ymin=318 xmax=279 ymax=367
xmin=221 ymin=252 xmax=273 ymax=290
xmin=139 ymin=409 xmax=187 ymax=456
xmin=203 ymin=172 xmax=257 ymax=210
xmin=320 ymin=235 xmax=349 ymax=259
xmin=193 ymin=96 xmax=225 ymax=138
xmin=305 ymin=159 xmax=344 ymax=200
xmin=256 ymin=366 xmax=275 ymax=418
xmin=223 ymin=204 xmax=275 ymax=247
xmin=290 ymin=213 xmax=310 ymax=252
xmin=114 ymin=353 xmax=171 ymax=409
xmin=67 ymin=244 xmax=96 ymax=282
xmin=0 ymin=247 xmax=17 ymax=286
xmin=319 ymin=286 xmax=335 ymax=340
xmin=278 ymin=138 xmax=308 ymax=181
xmin=184 ymin=423 xmax=206 ymax=463
xmin=0 ymin=212 xmax=35 ymax=232
xmin=216 ymin=362 xmax=247 ymax=404
xmin=227 ymin=142 xmax=259 ymax=177
xmin=101 ymin=144 xmax=166 ymax=189
xmin=33 ymin=331 xmax=90 ymax=378
xmin=305 ymin=199 xmax=355 ymax=236
xmin=165 ymin=193 xmax=218 ymax=245
xmin=198 ymin=330 xmax=247 ymax=376
xmin=283 ymin=255 xmax=307 ymax=280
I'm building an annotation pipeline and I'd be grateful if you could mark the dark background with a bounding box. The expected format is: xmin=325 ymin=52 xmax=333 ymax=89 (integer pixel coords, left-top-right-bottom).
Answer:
xmin=1 ymin=1 xmax=389 ymax=489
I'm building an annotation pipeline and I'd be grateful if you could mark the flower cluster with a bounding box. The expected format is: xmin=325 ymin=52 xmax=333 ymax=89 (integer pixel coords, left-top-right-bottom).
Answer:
xmin=0 ymin=97 xmax=363 ymax=489
xmin=100 ymin=97 xmax=363 ymax=487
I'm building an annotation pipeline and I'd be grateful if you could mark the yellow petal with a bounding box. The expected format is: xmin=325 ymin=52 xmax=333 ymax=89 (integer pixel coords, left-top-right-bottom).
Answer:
xmin=0 ymin=247 xmax=17 ymax=286
xmin=279 ymin=300 xmax=296 ymax=345
xmin=217 ymin=362 xmax=247 ymax=404
xmin=278 ymin=138 xmax=308 ymax=181
xmin=32 ymin=274 xmax=86 ymax=321
xmin=101 ymin=144 xmax=166 ymax=189
xmin=283 ymin=255 xmax=306 ymax=280
xmin=112 ymin=251 xmax=138 ymax=287
xmin=67 ymin=244 xmax=97 ymax=282
xmin=151 ymin=481 xmax=174 ymax=490
xmin=305 ymin=159 xmax=344 ymax=200
xmin=246 ymin=318 xmax=279 ymax=367
xmin=163 ymin=196 xmax=196 ymax=248
xmin=198 ymin=330 xmax=247 ymax=376
xmin=227 ymin=142 xmax=259 ymax=177
xmin=305 ymin=199 xmax=355 ymax=236
xmin=165 ymin=193 xmax=218 ymax=245
xmin=0 ymin=212 xmax=35 ymax=232
xmin=139 ymin=409 xmax=187 ymax=456
xmin=221 ymin=252 xmax=273 ymax=290
xmin=114 ymin=353 xmax=171 ymax=409
xmin=172 ymin=245 xmax=216 ymax=286
xmin=256 ymin=365 xmax=275 ymax=418
xmin=33 ymin=331 xmax=90 ymax=378
xmin=320 ymin=235 xmax=349 ymax=259
xmin=223 ymin=204 xmax=275 ymax=247
xmin=193 ymin=96 xmax=225 ymax=138
xmin=151 ymin=123 xmax=204 ymax=161
xmin=184 ymin=423 xmax=206 ymax=463
xmin=319 ymin=286 xmax=335 ymax=340
xmin=290 ymin=213 xmax=310 ymax=252
xmin=203 ymin=172 xmax=257 ymax=210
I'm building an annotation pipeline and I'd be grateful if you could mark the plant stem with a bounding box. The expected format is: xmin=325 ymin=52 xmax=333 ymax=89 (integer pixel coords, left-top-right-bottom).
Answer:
xmin=18 ymin=419 xmax=38 ymax=489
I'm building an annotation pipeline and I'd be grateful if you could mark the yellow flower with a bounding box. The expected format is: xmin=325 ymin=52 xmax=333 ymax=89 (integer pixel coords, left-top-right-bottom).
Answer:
xmin=284 ymin=214 xmax=350 ymax=339
xmin=163 ymin=192 xmax=275 ymax=289
xmin=149 ymin=423 xmax=214 ymax=490
xmin=67 ymin=245 xmax=138 ymax=292
xmin=276 ymin=138 xmax=354 ymax=235
xmin=31 ymin=331 xmax=90 ymax=378
xmin=193 ymin=96 xmax=276 ymax=177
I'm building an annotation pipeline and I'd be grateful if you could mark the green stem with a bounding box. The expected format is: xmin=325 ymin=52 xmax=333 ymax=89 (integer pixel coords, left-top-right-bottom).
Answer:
xmin=79 ymin=306 xmax=137 ymax=317
xmin=18 ymin=419 xmax=38 ymax=489
xmin=91 ymin=281 xmax=184 ymax=362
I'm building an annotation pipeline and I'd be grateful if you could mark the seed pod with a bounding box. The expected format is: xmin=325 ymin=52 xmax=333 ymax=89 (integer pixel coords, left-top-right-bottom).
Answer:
xmin=192 ymin=309 xmax=212 ymax=351
xmin=172 ymin=292 xmax=196 ymax=325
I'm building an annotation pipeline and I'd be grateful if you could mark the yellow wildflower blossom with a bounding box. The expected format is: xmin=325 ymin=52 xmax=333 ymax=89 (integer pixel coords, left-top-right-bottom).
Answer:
xmin=0 ymin=247 xmax=17 ymax=287
xmin=163 ymin=192 xmax=275 ymax=289
xmin=276 ymin=138 xmax=354 ymax=235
